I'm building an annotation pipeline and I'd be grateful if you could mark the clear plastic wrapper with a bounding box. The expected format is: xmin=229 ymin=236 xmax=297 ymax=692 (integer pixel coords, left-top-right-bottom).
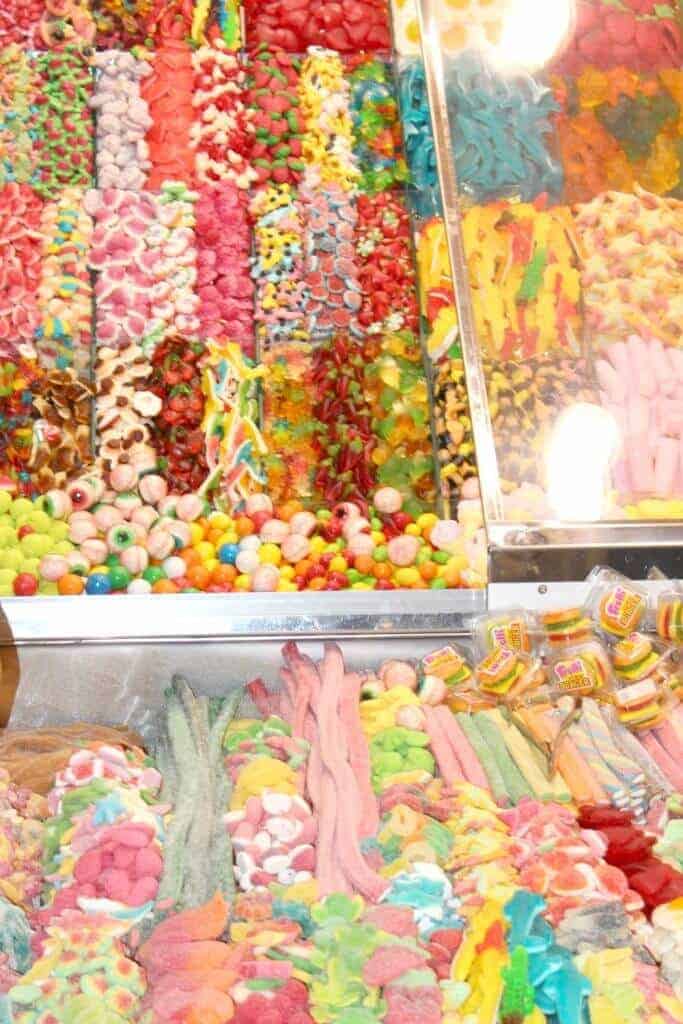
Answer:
xmin=473 ymin=607 xmax=536 ymax=657
xmin=586 ymin=566 xmax=650 ymax=640
xmin=546 ymin=639 xmax=613 ymax=698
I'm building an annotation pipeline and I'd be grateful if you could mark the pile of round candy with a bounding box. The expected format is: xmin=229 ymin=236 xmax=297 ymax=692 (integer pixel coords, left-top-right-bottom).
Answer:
xmin=2 ymin=468 xmax=485 ymax=595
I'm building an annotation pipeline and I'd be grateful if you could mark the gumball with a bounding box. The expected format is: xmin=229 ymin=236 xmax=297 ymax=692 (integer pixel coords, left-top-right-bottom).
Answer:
xmin=281 ymin=534 xmax=310 ymax=564
xmin=219 ymin=543 xmax=238 ymax=565
xmin=131 ymin=505 xmax=159 ymax=530
xmin=260 ymin=519 xmax=290 ymax=544
xmin=94 ymin=505 xmax=124 ymax=532
xmin=147 ymin=529 xmax=175 ymax=560
xmin=176 ymin=494 xmax=204 ymax=522
xmin=239 ymin=535 xmax=261 ymax=552
xmin=106 ymin=524 xmax=136 ymax=553
xmin=109 ymin=565 xmax=132 ymax=591
xmin=250 ymin=510 xmax=271 ymax=532
xmin=139 ymin=475 xmax=168 ymax=505
xmin=346 ymin=533 xmax=375 ymax=558
xmin=121 ymin=545 xmax=149 ymax=575
xmin=110 ymin=464 xmax=138 ymax=492
xmin=58 ymin=573 xmax=85 ymax=595
xmin=39 ymin=554 xmax=69 ymax=582
xmin=128 ymin=579 xmax=152 ymax=594
xmin=252 ymin=564 xmax=279 ymax=592
xmin=373 ymin=487 xmax=403 ymax=514
xmin=80 ymin=538 xmax=108 ymax=565
xmin=162 ymin=556 xmax=187 ymax=580
xmin=289 ymin=511 xmax=317 ymax=537
xmin=142 ymin=566 xmax=165 ymax=585
xmin=235 ymin=549 xmax=259 ymax=575
xmin=17 ymin=525 xmax=33 ymax=540
xmin=430 ymin=519 xmax=462 ymax=552
xmin=42 ymin=489 xmax=72 ymax=520
xmin=419 ymin=675 xmax=448 ymax=705
xmin=85 ymin=573 xmax=112 ymax=595
xmin=387 ymin=535 xmax=420 ymax=566
xmin=379 ymin=659 xmax=418 ymax=690
xmin=245 ymin=493 xmax=273 ymax=517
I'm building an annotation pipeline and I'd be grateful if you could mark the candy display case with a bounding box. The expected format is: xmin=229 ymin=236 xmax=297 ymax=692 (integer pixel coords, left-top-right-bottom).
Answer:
xmin=415 ymin=0 xmax=683 ymax=584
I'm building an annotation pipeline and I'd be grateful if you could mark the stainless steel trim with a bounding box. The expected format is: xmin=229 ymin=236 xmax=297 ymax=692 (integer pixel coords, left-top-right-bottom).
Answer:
xmin=0 ymin=590 xmax=485 ymax=646
xmin=415 ymin=0 xmax=502 ymax=524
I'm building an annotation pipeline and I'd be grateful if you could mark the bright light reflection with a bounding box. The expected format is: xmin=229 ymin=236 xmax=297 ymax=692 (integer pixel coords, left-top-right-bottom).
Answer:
xmin=545 ymin=403 xmax=620 ymax=522
xmin=494 ymin=0 xmax=575 ymax=71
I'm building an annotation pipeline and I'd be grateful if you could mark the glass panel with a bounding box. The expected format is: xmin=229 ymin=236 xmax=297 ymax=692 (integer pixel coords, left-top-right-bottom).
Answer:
xmin=412 ymin=0 xmax=683 ymax=531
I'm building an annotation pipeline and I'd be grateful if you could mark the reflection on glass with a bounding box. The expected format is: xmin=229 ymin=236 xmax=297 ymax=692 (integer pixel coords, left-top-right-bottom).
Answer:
xmin=494 ymin=0 xmax=575 ymax=71
xmin=545 ymin=403 xmax=620 ymax=521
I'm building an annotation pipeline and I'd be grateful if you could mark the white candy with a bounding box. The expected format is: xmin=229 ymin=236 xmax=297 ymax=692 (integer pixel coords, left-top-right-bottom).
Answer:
xmin=261 ymin=791 xmax=292 ymax=815
xmin=265 ymin=816 xmax=301 ymax=843
xmin=252 ymin=830 xmax=272 ymax=853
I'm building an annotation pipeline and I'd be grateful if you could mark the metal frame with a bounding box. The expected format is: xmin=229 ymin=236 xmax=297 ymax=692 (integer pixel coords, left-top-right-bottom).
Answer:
xmin=0 ymin=590 xmax=484 ymax=646
xmin=416 ymin=0 xmax=683 ymax=582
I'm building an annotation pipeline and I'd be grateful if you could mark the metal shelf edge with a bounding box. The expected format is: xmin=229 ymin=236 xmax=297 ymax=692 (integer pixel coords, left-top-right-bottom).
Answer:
xmin=0 ymin=590 xmax=485 ymax=645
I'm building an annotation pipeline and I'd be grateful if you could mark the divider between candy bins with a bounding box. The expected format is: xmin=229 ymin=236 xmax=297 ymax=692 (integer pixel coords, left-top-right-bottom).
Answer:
xmin=0 ymin=4 xmax=683 ymax=1023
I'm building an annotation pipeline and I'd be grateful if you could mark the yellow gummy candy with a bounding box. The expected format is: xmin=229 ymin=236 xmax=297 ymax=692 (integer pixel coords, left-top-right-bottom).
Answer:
xmin=231 ymin=756 xmax=299 ymax=809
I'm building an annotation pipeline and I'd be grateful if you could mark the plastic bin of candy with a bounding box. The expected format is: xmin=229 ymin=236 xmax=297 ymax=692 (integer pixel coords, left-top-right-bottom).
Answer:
xmin=0 ymin=567 xmax=682 ymax=1022
xmin=406 ymin=0 xmax=683 ymax=580
xmin=0 ymin=0 xmax=504 ymax=617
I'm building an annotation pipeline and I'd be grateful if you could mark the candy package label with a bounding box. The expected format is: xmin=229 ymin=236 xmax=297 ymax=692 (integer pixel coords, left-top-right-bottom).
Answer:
xmin=422 ymin=645 xmax=470 ymax=683
xmin=552 ymin=657 xmax=598 ymax=696
xmin=487 ymin=619 xmax=527 ymax=654
xmin=601 ymin=586 xmax=645 ymax=634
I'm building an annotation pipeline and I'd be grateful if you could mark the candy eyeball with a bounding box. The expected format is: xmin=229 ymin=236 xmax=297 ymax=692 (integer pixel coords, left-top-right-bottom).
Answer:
xmin=139 ymin=474 xmax=168 ymax=506
xmin=379 ymin=660 xmax=418 ymax=690
xmin=332 ymin=501 xmax=362 ymax=522
xmin=395 ymin=704 xmax=426 ymax=729
xmin=93 ymin=504 xmax=124 ymax=532
xmin=176 ymin=493 xmax=204 ymax=522
xmin=67 ymin=478 xmax=98 ymax=511
xmin=107 ymin=524 xmax=137 ymax=553
xmin=42 ymin=489 xmax=72 ymax=520
xmin=109 ymin=464 xmax=139 ymax=492
xmin=419 ymin=675 xmax=448 ymax=705
xmin=121 ymin=545 xmax=149 ymax=575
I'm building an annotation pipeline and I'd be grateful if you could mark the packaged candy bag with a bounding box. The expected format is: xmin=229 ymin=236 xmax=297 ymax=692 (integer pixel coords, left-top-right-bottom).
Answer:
xmin=656 ymin=590 xmax=683 ymax=645
xmin=586 ymin=567 xmax=649 ymax=640
xmin=547 ymin=640 xmax=612 ymax=698
xmin=611 ymin=633 xmax=671 ymax=684
xmin=474 ymin=608 xmax=536 ymax=657
xmin=539 ymin=605 xmax=594 ymax=647
xmin=474 ymin=648 xmax=544 ymax=699
xmin=421 ymin=643 xmax=473 ymax=687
